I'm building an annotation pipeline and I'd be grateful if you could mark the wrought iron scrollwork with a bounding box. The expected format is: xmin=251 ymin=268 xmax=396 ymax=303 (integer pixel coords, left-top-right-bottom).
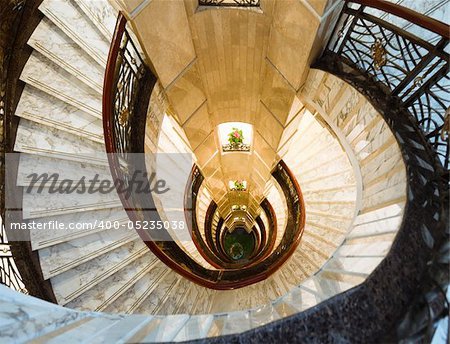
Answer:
xmin=199 ymin=0 xmax=260 ymax=7
xmin=327 ymin=1 xmax=449 ymax=170
xmin=0 ymin=224 xmax=27 ymax=293
xmin=222 ymin=143 xmax=251 ymax=152
xmin=0 ymin=0 xmax=27 ymax=292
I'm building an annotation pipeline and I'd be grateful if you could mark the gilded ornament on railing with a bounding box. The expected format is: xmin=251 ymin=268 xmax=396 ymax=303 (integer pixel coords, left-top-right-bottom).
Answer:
xmin=118 ymin=108 xmax=129 ymax=127
xmin=414 ymin=76 xmax=424 ymax=87
xmin=371 ymin=38 xmax=387 ymax=70
xmin=441 ymin=107 xmax=449 ymax=140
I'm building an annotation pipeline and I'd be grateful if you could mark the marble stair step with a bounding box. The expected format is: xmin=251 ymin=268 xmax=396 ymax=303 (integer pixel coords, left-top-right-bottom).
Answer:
xmin=0 ymin=298 xmax=92 ymax=343
xmin=76 ymin=0 xmax=117 ymax=40
xmin=172 ymin=284 xmax=203 ymax=315
xmin=50 ymin=239 xmax=147 ymax=303
xmin=39 ymin=0 xmax=109 ymax=66
xmin=272 ymin=298 xmax=301 ymax=318
xmin=299 ymin=277 xmax=326 ymax=302
xmin=20 ymin=52 xmax=102 ymax=118
xmin=288 ymin=118 xmax=324 ymax=149
xmin=362 ymin=182 xmax=406 ymax=212
xmin=103 ymin=263 xmax=170 ymax=314
xmin=206 ymin=312 xmax=244 ymax=337
xmin=301 ymin=232 xmax=337 ymax=259
xmin=295 ymin=137 xmax=344 ymax=164
xmin=39 ymin=228 xmax=138 ymax=279
xmin=353 ymin=202 xmax=405 ymax=226
xmin=288 ymin=150 xmax=345 ymax=175
xmin=17 ymin=154 xmax=111 ymax=188
xmin=335 ymin=232 xmax=397 ymax=258
xmin=306 ymin=212 xmax=353 ymax=238
xmin=173 ymin=314 xmax=214 ymax=342
xmin=314 ymin=270 xmax=357 ymax=297
xmin=22 ymin=185 xmax=122 ymax=219
xmin=304 ymin=222 xmax=346 ymax=248
xmin=15 ymin=86 xmax=103 ymax=143
xmin=306 ymin=220 xmax=347 ymax=235
xmin=41 ymin=316 xmax=122 ymax=344
xmin=29 ymin=208 xmax=128 ymax=250
xmin=297 ymin=155 xmax=353 ymax=181
xmin=277 ymin=256 xmax=308 ymax=290
xmin=85 ymin=315 xmax=154 ymax=344
xmin=324 ymin=255 xmax=383 ymax=281
xmin=292 ymin=243 xmax=325 ymax=273
xmin=191 ymin=288 xmax=213 ymax=315
xmin=213 ymin=311 xmax=252 ymax=336
xmin=65 ymin=253 xmax=159 ymax=309
xmin=154 ymin=278 xmax=192 ymax=315
xmin=319 ymin=269 xmax=368 ymax=287
xmin=302 ymin=185 xmax=357 ymax=202
xmin=14 ymin=120 xmax=107 ymax=166
xmin=28 ymin=17 xmax=104 ymax=93
xmin=347 ymin=214 xmax=403 ymax=240
xmin=304 ymin=201 xmax=355 ymax=220
xmin=135 ymin=271 xmax=180 ymax=314
xmin=283 ymin=287 xmax=320 ymax=312
xmin=279 ymin=286 xmax=318 ymax=312
xmin=126 ymin=315 xmax=190 ymax=343
xmin=361 ymin=145 xmax=403 ymax=181
xmin=298 ymin=169 xmax=355 ymax=189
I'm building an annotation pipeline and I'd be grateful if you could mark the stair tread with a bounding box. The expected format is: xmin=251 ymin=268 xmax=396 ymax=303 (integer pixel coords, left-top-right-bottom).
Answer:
xmin=20 ymin=52 xmax=102 ymax=118
xmin=135 ymin=272 xmax=180 ymax=314
xmin=39 ymin=0 xmax=109 ymax=65
xmin=50 ymin=240 xmax=147 ymax=302
xmin=76 ymin=0 xmax=117 ymax=40
xmin=28 ymin=17 xmax=104 ymax=92
xmin=65 ymin=253 xmax=158 ymax=309
xmin=103 ymin=264 xmax=170 ymax=314
xmin=17 ymin=154 xmax=111 ymax=187
xmin=29 ymin=208 xmax=128 ymax=250
xmin=15 ymin=86 xmax=103 ymax=143
xmin=39 ymin=228 xmax=138 ymax=278
xmin=14 ymin=119 xmax=107 ymax=165
xmin=22 ymin=183 xmax=121 ymax=219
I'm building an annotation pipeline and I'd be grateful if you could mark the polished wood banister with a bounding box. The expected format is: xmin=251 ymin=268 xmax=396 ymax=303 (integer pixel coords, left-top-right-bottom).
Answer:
xmin=347 ymin=0 xmax=449 ymax=39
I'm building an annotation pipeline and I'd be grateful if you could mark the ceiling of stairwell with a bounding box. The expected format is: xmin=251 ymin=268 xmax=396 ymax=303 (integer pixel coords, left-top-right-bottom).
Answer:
xmin=111 ymin=0 xmax=341 ymax=218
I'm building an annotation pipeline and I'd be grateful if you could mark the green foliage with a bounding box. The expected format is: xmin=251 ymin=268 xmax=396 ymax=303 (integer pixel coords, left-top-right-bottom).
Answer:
xmin=228 ymin=128 xmax=244 ymax=145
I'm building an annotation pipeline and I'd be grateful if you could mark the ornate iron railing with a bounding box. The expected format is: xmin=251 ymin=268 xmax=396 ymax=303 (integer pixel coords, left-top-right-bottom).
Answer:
xmin=185 ymin=165 xmax=225 ymax=268
xmin=0 ymin=0 xmax=27 ymax=292
xmin=313 ymin=1 xmax=449 ymax=341
xmin=222 ymin=143 xmax=251 ymax=152
xmin=325 ymin=0 xmax=449 ymax=171
xmin=0 ymin=224 xmax=27 ymax=293
xmin=199 ymin=0 xmax=260 ymax=8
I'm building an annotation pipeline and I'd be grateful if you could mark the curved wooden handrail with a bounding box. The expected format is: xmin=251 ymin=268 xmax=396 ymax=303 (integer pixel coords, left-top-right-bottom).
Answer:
xmin=348 ymin=0 xmax=449 ymax=39
xmin=204 ymin=202 xmax=217 ymax=251
xmin=184 ymin=166 xmax=226 ymax=269
xmin=103 ymin=12 xmax=126 ymax=170
xmin=249 ymin=227 xmax=260 ymax=259
xmin=215 ymin=219 xmax=231 ymax=262
xmin=254 ymin=216 xmax=266 ymax=255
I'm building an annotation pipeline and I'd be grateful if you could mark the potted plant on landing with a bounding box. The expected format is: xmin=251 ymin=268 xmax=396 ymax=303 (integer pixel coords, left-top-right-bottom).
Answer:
xmin=223 ymin=128 xmax=250 ymax=152
xmin=232 ymin=180 xmax=246 ymax=191
xmin=228 ymin=128 xmax=244 ymax=147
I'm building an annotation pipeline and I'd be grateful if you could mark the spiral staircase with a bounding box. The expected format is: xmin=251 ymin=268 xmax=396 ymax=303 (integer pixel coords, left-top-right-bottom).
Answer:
xmin=1 ymin=0 xmax=448 ymax=342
